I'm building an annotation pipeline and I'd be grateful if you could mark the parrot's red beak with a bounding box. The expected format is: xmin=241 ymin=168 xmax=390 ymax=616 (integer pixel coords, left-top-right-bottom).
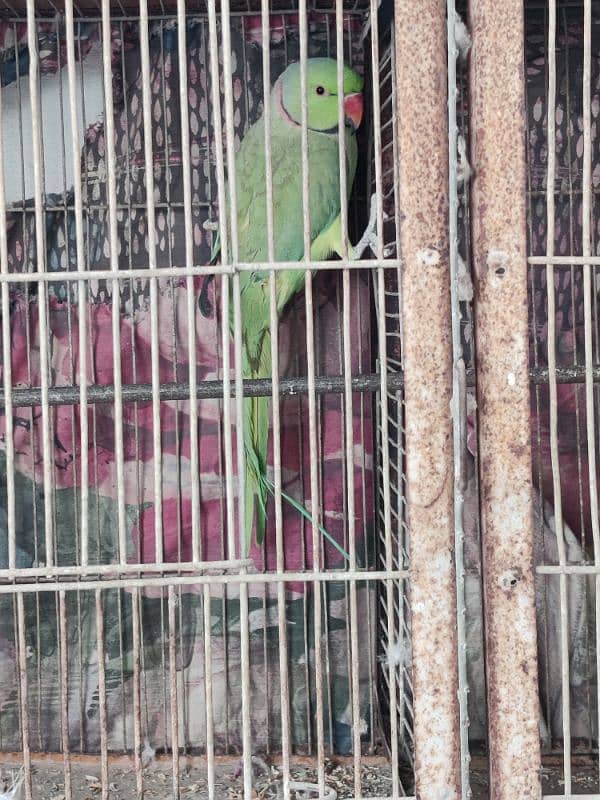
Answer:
xmin=343 ymin=92 xmax=363 ymax=130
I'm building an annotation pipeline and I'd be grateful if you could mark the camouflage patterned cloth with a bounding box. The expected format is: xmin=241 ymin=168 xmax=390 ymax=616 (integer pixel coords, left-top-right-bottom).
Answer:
xmin=0 ymin=15 xmax=378 ymax=756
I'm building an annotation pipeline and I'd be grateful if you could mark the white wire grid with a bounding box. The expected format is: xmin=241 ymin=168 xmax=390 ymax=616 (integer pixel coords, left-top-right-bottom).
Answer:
xmin=0 ymin=1 xmax=420 ymax=799
xmin=528 ymin=0 xmax=600 ymax=796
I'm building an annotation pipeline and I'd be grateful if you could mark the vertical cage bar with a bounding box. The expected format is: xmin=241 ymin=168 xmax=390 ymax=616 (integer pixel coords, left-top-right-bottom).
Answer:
xmin=205 ymin=0 xmax=235 ymax=559
xmin=0 ymin=24 xmax=16 ymax=573
xmin=394 ymin=0 xmax=460 ymax=797
xmin=131 ymin=588 xmax=143 ymax=797
xmin=202 ymin=584 xmax=215 ymax=800
xmin=26 ymin=0 xmax=55 ymax=568
xmin=167 ymin=587 xmax=180 ymax=798
xmin=64 ymin=1 xmax=90 ymax=569
xmin=259 ymin=4 xmax=291 ymax=796
xmin=95 ymin=590 xmax=109 ymax=800
xmin=139 ymin=0 xmax=164 ymax=564
xmin=581 ymin=0 xmax=600 ymax=784
xmin=16 ymin=594 xmax=32 ymax=800
xmin=100 ymin=0 xmax=128 ymax=565
xmin=469 ymin=1 xmax=542 ymax=797
xmin=543 ymin=0 xmax=572 ymax=786
xmin=218 ymin=4 xmax=252 ymax=798
xmin=177 ymin=0 xmax=202 ymax=564
xmin=58 ymin=591 xmax=72 ymax=800
xmin=296 ymin=1 xmax=327 ymax=793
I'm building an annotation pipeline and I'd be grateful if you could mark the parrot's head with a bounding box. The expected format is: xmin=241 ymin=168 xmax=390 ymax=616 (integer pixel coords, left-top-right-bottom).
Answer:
xmin=274 ymin=57 xmax=364 ymax=134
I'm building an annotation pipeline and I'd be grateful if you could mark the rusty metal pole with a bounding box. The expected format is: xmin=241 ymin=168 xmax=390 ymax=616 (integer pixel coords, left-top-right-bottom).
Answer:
xmin=469 ymin=2 xmax=543 ymax=798
xmin=394 ymin=1 xmax=461 ymax=797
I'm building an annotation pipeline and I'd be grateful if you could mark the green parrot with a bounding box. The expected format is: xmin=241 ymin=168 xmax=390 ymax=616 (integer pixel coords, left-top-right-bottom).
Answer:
xmin=204 ymin=57 xmax=366 ymax=556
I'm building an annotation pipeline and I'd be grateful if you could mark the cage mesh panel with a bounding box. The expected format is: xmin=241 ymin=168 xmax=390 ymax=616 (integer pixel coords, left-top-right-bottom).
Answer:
xmin=526 ymin=4 xmax=600 ymax=756
xmin=371 ymin=21 xmax=412 ymax=770
xmin=0 ymin=10 xmax=409 ymax=771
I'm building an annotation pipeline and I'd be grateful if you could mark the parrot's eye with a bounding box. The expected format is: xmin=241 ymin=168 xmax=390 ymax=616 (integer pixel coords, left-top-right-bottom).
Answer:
xmin=315 ymin=86 xmax=326 ymax=95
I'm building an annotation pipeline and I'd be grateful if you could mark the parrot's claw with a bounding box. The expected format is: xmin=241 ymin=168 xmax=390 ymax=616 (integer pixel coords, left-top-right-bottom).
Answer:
xmin=354 ymin=192 xmax=380 ymax=259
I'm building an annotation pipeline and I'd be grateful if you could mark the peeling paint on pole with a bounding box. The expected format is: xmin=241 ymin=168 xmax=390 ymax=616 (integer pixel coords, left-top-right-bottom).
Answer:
xmin=394 ymin=1 xmax=461 ymax=797
xmin=469 ymin=1 xmax=542 ymax=797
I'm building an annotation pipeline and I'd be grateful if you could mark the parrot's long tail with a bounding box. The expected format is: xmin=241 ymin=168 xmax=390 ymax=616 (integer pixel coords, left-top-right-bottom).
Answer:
xmin=258 ymin=473 xmax=350 ymax=563
xmin=241 ymin=332 xmax=271 ymax=555
xmin=242 ymin=394 xmax=350 ymax=563
xmin=243 ymin=392 xmax=270 ymax=553
xmin=242 ymin=335 xmax=350 ymax=563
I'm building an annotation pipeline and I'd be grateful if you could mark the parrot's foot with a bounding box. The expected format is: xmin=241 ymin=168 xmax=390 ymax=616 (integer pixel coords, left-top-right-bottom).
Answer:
xmin=353 ymin=193 xmax=381 ymax=259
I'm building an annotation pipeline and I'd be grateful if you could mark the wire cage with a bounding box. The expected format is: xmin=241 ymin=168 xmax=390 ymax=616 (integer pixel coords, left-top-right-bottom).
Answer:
xmin=0 ymin=0 xmax=423 ymax=797
xmin=523 ymin=0 xmax=600 ymax=790
xmin=11 ymin=0 xmax=600 ymax=796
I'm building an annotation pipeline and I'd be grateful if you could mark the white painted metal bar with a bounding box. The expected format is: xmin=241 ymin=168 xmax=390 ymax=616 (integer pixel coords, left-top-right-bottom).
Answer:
xmin=64 ymin=2 xmax=90 ymax=568
xmin=0 ymin=27 xmax=16 ymax=572
xmin=177 ymin=0 xmax=202 ymax=564
xmin=343 ymin=187 xmax=363 ymax=800
xmin=298 ymin=0 xmax=311 ymax=262
xmin=335 ymin=6 xmax=363 ymax=794
xmin=100 ymin=0 xmax=128 ymax=565
xmin=305 ymin=244 xmax=328 ymax=784
xmin=545 ymin=0 xmax=572 ymax=788
xmin=335 ymin=0 xmax=349 ymax=259
xmin=16 ymin=593 xmax=32 ymax=800
xmin=131 ymin=586 xmax=143 ymax=796
xmin=205 ymin=0 xmax=236 ymax=562
xmin=260 ymin=5 xmax=291 ymax=797
xmin=530 ymin=256 xmax=600 ymax=265
xmin=0 ymin=570 xmax=408 ymax=594
xmin=219 ymin=5 xmax=252 ymax=799
xmin=94 ymin=590 xmax=109 ymax=800
xmin=581 ymin=3 xmax=600 ymax=787
xmin=58 ymin=591 xmax=72 ymax=800
xmin=0 ymin=558 xmax=250 ymax=580
xmin=295 ymin=1 xmax=327 ymax=793
xmin=538 ymin=564 xmax=600 ymax=575
xmin=26 ymin=0 xmax=55 ymax=569
xmin=54 ymin=18 xmax=78 ymax=588
xmin=202 ymin=583 xmax=216 ymax=800
xmin=139 ymin=0 xmax=164 ymax=565
xmin=167 ymin=586 xmax=180 ymax=797
xmin=0 ymin=258 xmax=399 ymax=284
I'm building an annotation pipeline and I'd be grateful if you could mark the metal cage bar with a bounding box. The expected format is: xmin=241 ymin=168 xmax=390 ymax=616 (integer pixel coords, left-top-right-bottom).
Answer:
xmin=469 ymin=0 xmax=542 ymax=797
xmin=394 ymin=0 xmax=461 ymax=797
